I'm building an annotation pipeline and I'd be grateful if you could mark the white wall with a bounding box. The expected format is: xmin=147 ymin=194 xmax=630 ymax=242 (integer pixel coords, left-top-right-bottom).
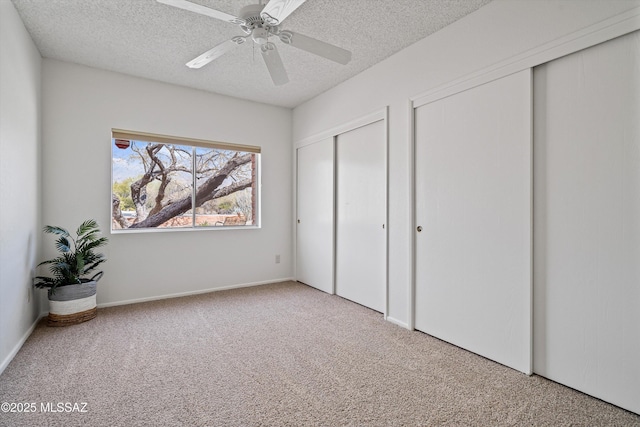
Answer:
xmin=0 ymin=1 xmax=43 ymax=372
xmin=41 ymin=60 xmax=293 ymax=306
xmin=292 ymin=0 xmax=640 ymax=327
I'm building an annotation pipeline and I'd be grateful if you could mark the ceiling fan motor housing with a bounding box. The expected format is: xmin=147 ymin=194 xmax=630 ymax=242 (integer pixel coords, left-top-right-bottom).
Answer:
xmin=238 ymin=4 xmax=279 ymax=45
xmin=239 ymin=4 xmax=271 ymax=32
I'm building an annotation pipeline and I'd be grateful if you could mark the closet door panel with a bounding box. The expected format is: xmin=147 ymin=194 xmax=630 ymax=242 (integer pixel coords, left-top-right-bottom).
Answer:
xmin=296 ymin=138 xmax=334 ymax=293
xmin=414 ymin=69 xmax=532 ymax=374
xmin=335 ymin=120 xmax=386 ymax=312
xmin=533 ymin=31 xmax=640 ymax=414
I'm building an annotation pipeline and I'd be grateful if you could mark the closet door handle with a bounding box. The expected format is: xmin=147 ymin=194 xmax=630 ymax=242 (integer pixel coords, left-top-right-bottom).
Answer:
xmin=417 ymin=226 xmax=423 ymax=232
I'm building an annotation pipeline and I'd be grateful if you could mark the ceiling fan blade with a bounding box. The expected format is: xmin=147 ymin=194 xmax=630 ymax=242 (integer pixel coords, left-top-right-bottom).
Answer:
xmin=157 ymin=0 xmax=245 ymax=25
xmin=186 ymin=38 xmax=242 ymax=69
xmin=260 ymin=0 xmax=307 ymax=25
xmin=280 ymin=31 xmax=351 ymax=65
xmin=261 ymin=43 xmax=289 ymax=86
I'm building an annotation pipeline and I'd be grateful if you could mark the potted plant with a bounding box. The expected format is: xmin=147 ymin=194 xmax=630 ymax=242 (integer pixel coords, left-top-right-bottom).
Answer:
xmin=34 ymin=219 xmax=108 ymax=326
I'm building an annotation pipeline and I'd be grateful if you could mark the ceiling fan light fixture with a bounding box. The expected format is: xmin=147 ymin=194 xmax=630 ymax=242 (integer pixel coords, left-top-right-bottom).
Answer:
xmin=251 ymin=28 xmax=270 ymax=45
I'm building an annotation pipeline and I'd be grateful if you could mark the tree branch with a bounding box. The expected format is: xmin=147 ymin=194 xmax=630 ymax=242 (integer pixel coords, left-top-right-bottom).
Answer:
xmin=111 ymin=194 xmax=129 ymax=229
xmin=129 ymin=153 xmax=252 ymax=228
xmin=207 ymin=179 xmax=252 ymax=203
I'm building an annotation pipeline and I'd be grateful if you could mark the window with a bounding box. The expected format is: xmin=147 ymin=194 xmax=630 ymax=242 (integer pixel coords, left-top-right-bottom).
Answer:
xmin=111 ymin=129 xmax=259 ymax=231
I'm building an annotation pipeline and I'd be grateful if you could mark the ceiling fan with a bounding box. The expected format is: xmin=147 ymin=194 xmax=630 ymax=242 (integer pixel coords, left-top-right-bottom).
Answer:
xmin=157 ymin=0 xmax=352 ymax=85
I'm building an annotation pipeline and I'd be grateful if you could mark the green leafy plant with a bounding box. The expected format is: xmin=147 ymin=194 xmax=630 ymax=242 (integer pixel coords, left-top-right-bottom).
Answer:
xmin=35 ymin=219 xmax=108 ymax=294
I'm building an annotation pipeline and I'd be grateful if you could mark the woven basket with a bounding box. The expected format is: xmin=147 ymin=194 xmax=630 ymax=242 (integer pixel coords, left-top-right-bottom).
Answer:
xmin=47 ymin=281 xmax=98 ymax=327
xmin=48 ymin=307 xmax=97 ymax=327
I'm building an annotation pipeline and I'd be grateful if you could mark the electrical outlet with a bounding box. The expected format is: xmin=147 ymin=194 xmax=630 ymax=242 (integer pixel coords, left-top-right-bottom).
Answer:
xmin=275 ymin=254 xmax=281 ymax=264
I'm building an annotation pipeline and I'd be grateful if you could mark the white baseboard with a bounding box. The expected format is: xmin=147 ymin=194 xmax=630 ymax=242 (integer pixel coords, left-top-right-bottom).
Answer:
xmin=97 ymin=277 xmax=295 ymax=308
xmin=0 ymin=313 xmax=46 ymax=376
xmin=385 ymin=316 xmax=411 ymax=330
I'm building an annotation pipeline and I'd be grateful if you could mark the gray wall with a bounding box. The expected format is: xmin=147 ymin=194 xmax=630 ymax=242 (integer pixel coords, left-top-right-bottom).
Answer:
xmin=0 ymin=1 xmax=43 ymax=373
xmin=41 ymin=59 xmax=293 ymax=307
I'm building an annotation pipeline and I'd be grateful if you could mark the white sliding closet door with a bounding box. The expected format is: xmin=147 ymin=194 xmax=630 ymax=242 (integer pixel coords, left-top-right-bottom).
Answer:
xmin=414 ymin=69 xmax=532 ymax=374
xmin=296 ymin=138 xmax=334 ymax=293
xmin=335 ymin=120 xmax=386 ymax=313
xmin=533 ymin=31 xmax=640 ymax=414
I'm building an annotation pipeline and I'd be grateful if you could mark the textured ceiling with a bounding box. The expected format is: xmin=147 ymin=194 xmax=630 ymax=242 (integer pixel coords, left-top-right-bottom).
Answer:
xmin=11 ymin=0 xmax=492 ymax=108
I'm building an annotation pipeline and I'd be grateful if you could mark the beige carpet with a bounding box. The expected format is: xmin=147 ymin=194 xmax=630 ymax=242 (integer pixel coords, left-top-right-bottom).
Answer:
xmin=0 ymin=281 xmax=638 ymax=426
